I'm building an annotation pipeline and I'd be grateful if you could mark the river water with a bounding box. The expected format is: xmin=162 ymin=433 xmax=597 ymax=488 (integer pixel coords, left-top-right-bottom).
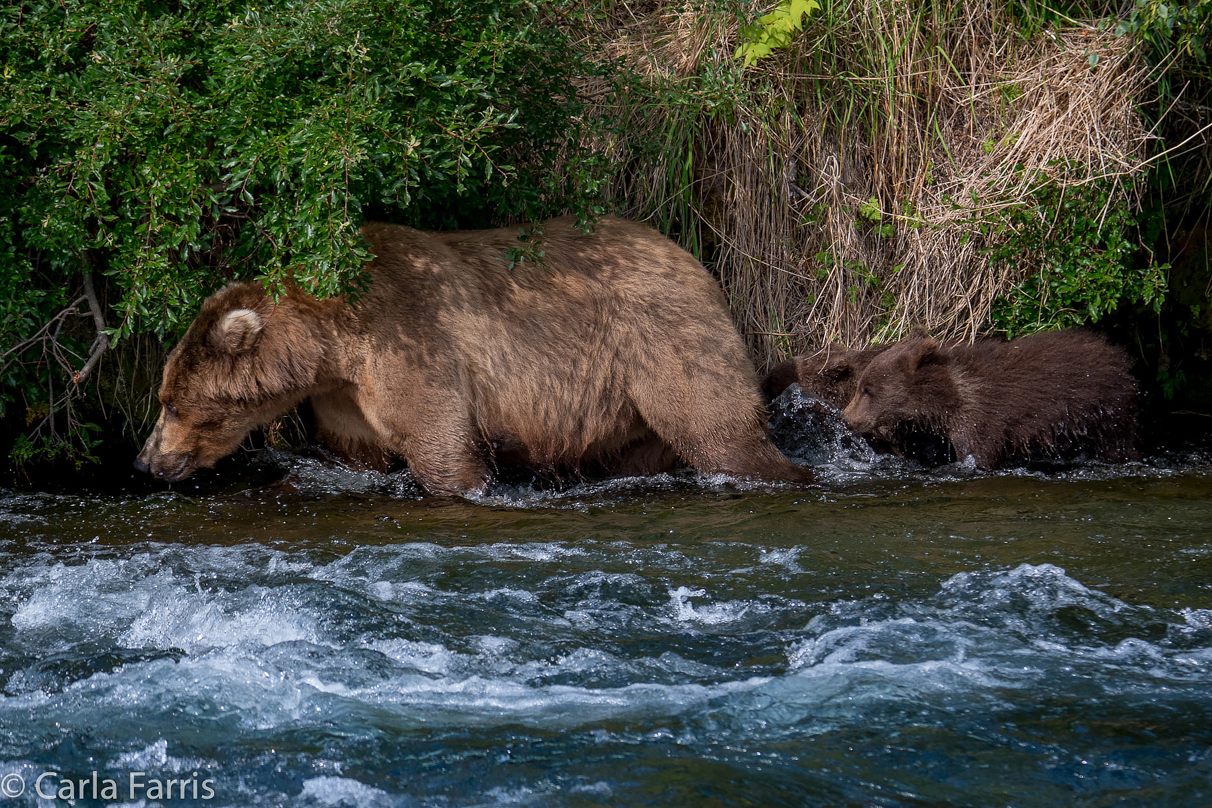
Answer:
xmin=1 ymin=400 xmax=1211 ymax=806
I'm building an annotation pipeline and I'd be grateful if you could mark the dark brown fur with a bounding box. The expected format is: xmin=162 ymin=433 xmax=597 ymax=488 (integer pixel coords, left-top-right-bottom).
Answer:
xmin=135 ymin=215 xmax=814 ymax=495
xmin=764 ymin=344 xmax=953 ymax=465
xmin=762 ymin=345 xmax=890 ymax=408
xmin=842 ymin=330 xmax=1139 ymax=469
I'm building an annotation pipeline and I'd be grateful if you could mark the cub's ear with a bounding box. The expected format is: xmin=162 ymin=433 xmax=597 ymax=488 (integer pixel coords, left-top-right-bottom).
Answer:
xmin=761 ymin=358 xmax=802 ymax=402
xmin=909 ymin=336 xmax=942 ymax=369
xmin=908 ymin=326 xmax=932 ymax=340
xmin=820 ymin=356 xmax=853 ymax=381
xmin=209 ymin=308 xmax=264 ymax=354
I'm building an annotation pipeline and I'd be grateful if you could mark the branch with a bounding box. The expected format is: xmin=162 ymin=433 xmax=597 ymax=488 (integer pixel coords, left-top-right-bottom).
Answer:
xmin=72 ymin=269 xmax=109 ymax=385
xmin=0 ymin=297 xmax=87 ymax=360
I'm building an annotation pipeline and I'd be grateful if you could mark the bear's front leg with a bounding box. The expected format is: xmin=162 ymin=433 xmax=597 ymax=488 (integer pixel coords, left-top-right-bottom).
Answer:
xmin=948 ymin=426 xmax=1002 ymax=470
xmin=403 ymin=427 xmax=492 ymax=497
xmin=380 ymin=400 xmax=490 ymax=497
xmin=359 ymin=361 xmax=492 ymax=496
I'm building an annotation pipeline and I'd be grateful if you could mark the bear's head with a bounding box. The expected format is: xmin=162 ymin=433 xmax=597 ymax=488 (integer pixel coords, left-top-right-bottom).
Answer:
xmin=804 ymin=346 xmax=894 ymax=407
xmin=135 ymin=283 xmax=333 ymax=482
xmin=801 ymin=352 xmax=861 ymax=404
xmin=842 ymin=333 xmax=954 ymax=439
xmin=765 ymin=348 xmax=878 ymax=407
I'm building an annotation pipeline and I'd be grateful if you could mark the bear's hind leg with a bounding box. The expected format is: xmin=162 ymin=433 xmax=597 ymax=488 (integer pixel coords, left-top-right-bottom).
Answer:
xmin=627 ymin=364 xmax=815 ymax=485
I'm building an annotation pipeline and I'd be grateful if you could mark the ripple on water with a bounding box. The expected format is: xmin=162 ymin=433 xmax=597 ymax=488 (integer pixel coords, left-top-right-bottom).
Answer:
xmin=1 ymin=442 xmax=1211 ymax=806
xmin=3 ymin=542 xmax=1211 ymax=729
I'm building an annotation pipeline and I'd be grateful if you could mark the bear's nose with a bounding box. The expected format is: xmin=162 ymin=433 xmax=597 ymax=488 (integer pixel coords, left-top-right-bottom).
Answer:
xmin=133 ymin=456 xmax=150 ymax=474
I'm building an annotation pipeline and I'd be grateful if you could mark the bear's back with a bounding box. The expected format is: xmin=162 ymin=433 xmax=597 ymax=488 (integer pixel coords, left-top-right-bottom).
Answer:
xmin=352 ymin=216 xmax=762 ymax=468
xmin=950 ymin=330 xmax=1138 ymax=463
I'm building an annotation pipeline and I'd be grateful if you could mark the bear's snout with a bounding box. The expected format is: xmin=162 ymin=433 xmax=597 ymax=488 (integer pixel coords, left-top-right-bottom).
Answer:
xmin=135 ymin=420 xmax=197 ymax=482
xmin=135 ymin=442 xmax=195 ymax=482
xmin=135 ymin=448 xmax=195 ymax=482
xmin=842 ymin=399 xmax=872 ymax=434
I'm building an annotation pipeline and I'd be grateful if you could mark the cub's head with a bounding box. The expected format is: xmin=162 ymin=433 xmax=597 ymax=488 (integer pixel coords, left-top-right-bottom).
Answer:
xmin=842 ymin=334 xmax=948 ymax=438
xmin=765 ymin=348 xmax=876 ymax=408
xmin=802 ymin=345 xmax=892 ymax=408
xmin=800 ymin=353 xmax=860 ymax=405
xmin=135 ymin=283 xmax=328 ymax=482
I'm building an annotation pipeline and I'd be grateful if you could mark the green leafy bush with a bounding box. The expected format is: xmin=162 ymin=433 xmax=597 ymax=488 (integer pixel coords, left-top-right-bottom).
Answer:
xmin=735 ymin=0 xmax=820 ymax=66
xmin=1117 ymin=0 xmax=1212 ymax=88
xmin=991 ymin=179 xmax=1168 ymax=338
xmin=0 ymin=0 xmax=607 ymax=464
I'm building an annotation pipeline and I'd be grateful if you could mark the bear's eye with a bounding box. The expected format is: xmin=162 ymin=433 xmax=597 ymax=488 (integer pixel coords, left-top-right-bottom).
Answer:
xmin=862 ymin=387 xmax=874 ymax=399
xmin=165 ymin=402 xmax=179 ymax=418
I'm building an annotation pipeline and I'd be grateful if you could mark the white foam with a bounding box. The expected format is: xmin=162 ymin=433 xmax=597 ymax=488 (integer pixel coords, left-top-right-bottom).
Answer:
xmin=118 ymin=586 xmax=324 ymax=653
xmin=268 ymin=450 xmax=423 ymax=499
xmin=480 ymin=543 xmax=590 ymax=563
xmin=570 ymin=781 xmax=613 ymax=796
xmin=777 ymin=562 xmax=1212 ymax=716
xmin=1180 ymin=608 xmax=1212 ymax=630
xmin=478 ymin=587 xmax=538 ymax=603
xmin=669 ymin=587 xmax=706 ymax=622
xmin=368 ymin=639 xmax=460 ymax=675
xmin=112 ymin=739 xmax=170 ymax=769
xmin=668 ymin=586 xmax=751 ymax=625
xmin=759 ymin=547 xmax=805 ymax=573
xmin=107 ymin=739 xmax=210 ymax=775
xmin=473 ymin=636 xmax=516 ymax=656
xmin=0 ymin=760 xmax=56 ymax=808
xmin=466 ymin=472 xmax=690 ymax=510
xmin=367 ymin=580 xmax=435 ymax=604
xmin=936 ymin=563 xmax=1134 ymax=619
xmin=10 ymin=561 xmax=167 ymax=636
xmin=4 ymin=550 xmax=336 ymax=656
xmin=299 ymin=776 xmax=396 ymax=807
xmin=361 ymin=674 xmax=771 ymax=727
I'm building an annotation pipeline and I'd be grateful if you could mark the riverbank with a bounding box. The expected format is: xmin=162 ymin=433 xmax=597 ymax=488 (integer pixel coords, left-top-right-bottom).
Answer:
xmin=2 ymin=0 xmax=1210 ymax=481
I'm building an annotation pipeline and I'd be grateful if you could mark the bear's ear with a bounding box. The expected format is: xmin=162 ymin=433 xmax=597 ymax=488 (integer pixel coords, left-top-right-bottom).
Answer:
xmin=820 ymin=356 xmax=853 ymax=381
xmin=209 ymin=308 xmax=264 ymax=354
xmin=908 ymin=325 xmax=931 ymax=340
xmin=909 ymin=336 xmax=942 ymax=369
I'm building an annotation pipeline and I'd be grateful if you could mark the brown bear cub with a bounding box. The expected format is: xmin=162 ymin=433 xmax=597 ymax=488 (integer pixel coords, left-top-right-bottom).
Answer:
xmin=842 ymin=329 xmax=1139 ymax=469
xmin=762 ymin=345 xmax=890 ymax=408
xmin=135 ymin=215 xmax=814 ymax=496
xmin=764 ymin=344 xmax=953 ymax=466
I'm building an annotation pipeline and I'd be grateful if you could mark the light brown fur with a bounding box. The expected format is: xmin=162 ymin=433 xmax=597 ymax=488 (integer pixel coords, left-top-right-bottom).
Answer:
xmin=135 ymin=216 xmax=814 ymax=495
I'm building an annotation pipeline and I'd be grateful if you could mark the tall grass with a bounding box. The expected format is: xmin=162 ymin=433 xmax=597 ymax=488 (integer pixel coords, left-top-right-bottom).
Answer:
xmin=585 ymin=0 xmax=1152 ymax=367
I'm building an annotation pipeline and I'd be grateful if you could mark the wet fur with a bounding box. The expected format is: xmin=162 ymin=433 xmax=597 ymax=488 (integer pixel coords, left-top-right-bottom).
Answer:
xmin=136 ymin=216 xmax=813 ymax=495
xmin=764 ymin=344 xmax=954 ymax=465
xmin=842 ymin=330 xmax=1139 ymax=469
xmin=762 ymin=345 xmax=890 ymax=408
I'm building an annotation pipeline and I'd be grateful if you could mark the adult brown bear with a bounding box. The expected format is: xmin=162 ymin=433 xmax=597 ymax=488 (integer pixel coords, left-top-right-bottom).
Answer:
xmin=134 ymin=216 xmax=814 ymax=495
xmin=841 ymin=329 xmax=1139 ymax=469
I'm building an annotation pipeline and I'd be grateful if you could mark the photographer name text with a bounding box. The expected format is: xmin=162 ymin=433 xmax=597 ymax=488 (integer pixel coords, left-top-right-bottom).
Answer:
xmin=0 ymin=770 xmax=215 ymax=801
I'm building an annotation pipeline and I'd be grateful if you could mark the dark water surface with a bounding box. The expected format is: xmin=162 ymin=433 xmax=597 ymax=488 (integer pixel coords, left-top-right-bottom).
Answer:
xmin=2 ymin=434 xmax=1212 ymax=806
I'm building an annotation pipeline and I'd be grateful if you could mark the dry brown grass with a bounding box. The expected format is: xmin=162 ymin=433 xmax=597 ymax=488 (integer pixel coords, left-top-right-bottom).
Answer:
xmin=581 ymin=0 xmax=1153 ymax=368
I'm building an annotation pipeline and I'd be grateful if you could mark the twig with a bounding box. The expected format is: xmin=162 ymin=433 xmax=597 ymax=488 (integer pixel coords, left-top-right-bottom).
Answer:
xmin=0 ymin=297 xmax=87 ymax=360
